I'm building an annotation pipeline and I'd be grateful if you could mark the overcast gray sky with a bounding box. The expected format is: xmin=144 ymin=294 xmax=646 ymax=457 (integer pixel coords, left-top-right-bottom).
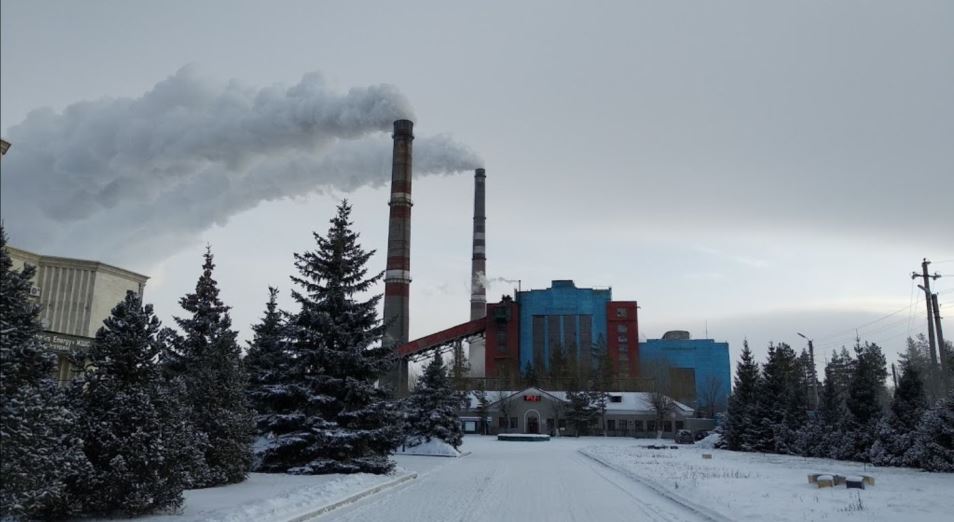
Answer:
xmin=2 ymin=0 xmax=952 ymax=372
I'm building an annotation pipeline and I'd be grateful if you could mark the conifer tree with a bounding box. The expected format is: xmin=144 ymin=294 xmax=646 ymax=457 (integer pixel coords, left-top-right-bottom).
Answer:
xmin=523 ymin=361 xmax=539 ymax=387
xmin=870 ymin=361 xmax=927 ymax=466
xmin=405 ymin=352 xmax=464 ymax=448
xmin=167 ymin=248 xmax=253 ymax=487
xmin=1 ymin=226 xmax=89 ymax=520
xmin=473 ymin=380 xmax=490 ymax=435
xmin=565 ymin=389 xmax=597 ymax=436
xmin=449 ymin=343 xmax=471 ymax=409
xmin=73 ymin=292 xmax=201 ymax=516
xmin=811 ymin=350 xmax=856 ymax=460
xmin=752 ymin=343 xmax=806 ymax=453
xmin=723 ymin=340 xmax=760 ymax=451
xmin=592 ymin=342 xmax=615 ymax=432
xmin=847 ymin=341 xmax=888 ymax=426
xmin=843 ymin=341 xmax=887 ymax=459
xmin=548 ymin=341 xmax=569 ymax=388
xmin=907 ymin=393 xmax=954 ymax=472
xmin=256 ymin=200 xmax=401 ymax=474
xmin=245 ymin=287 xmax=289 ymax=437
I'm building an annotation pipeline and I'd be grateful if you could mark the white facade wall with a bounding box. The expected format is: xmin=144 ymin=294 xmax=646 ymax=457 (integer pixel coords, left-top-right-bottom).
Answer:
xmin=4 ymin=245 xmax=148 ymax=382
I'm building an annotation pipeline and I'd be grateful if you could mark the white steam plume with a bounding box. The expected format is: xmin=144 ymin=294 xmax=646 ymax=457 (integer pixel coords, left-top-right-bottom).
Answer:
xmin=0 ymin=65 xmax=482 ymax=264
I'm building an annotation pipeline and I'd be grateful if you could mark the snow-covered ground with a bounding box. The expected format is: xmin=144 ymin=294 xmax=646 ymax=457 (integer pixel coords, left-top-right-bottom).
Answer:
xmin=126 ymin=472 xmax=399 ymax=522
xmin=93 ymin=436 xmax=953 ymax=522
xmin=581 ymin=442 xmax=954 ymax=522
xmin=324 ymin=436 xmax=709 ymax=521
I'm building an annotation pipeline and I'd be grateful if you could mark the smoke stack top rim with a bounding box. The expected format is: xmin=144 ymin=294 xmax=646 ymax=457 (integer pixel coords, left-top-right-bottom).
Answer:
xmin=393 ymin=119 xmax=414 ymax=137
xmin=475 ymin=168 xmax=486 ymax=177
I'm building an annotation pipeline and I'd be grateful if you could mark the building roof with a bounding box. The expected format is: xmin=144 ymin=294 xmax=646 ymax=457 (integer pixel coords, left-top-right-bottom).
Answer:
xmin=472 ymin=387 xmax=695 ymax=416
xmin=4 ymin=245 xmax=149 ymax=283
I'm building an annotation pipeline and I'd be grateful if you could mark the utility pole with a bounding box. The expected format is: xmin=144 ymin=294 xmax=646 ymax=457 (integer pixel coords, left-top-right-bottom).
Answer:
xmin=797 ymin=332 xmax=819 ymax=410
xmin=912 ymin=258 xmax=942 ymax=370
xmin=932 ymin=292 xmax=948 ymax=390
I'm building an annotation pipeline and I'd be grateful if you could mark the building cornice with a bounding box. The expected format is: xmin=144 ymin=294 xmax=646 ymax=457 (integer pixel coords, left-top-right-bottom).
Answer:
xmin=3 ymin=245 xmax=149 ymax=284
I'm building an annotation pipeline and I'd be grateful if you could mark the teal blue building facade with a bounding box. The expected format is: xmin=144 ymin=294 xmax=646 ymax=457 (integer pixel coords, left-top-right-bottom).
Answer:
xmin=640 ymin=337 xmax=731 ymax=409
xmin=516 ymin=280 xmax=611 ymax=372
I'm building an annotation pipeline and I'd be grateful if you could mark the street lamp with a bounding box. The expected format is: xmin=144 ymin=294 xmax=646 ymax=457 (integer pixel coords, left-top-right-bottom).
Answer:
xmin=797 ymin=332 xmax=819 ymax=410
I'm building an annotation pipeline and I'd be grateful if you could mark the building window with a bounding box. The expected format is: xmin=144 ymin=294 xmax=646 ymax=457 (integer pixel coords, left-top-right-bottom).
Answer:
xmin=676 ymin=421 xmax=685 ymax=430
xmin=607 ymin=419 xmax=616 ymax=431
xmin=510 ymin=417 xmax=518 ymax=429
xmin=499 ymin=417 xmax=507 ymax=429
xmin=558 ymin=419 xmax=567 ymax=429
xmin=610 ymin=395 xmax=622 ymax=403
xmin=646 ymin=420 xmax=656 ymax=432
xmin=616 ymin=308 xmax=627 ymax=318
xmin=619 ymin=419 xmax=628 ymax=432
xmin=664 ymin=421 xmax=672 ymax=432
xmin=617 ymin=324 xmax=627 ymax=334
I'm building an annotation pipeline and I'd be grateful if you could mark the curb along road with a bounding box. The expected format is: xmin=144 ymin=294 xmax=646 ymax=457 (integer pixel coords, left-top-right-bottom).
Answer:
xmin=286 ymin=472 xmax=418 ymax=521
xmin=577 ymin=449 xmax=733 ymax=522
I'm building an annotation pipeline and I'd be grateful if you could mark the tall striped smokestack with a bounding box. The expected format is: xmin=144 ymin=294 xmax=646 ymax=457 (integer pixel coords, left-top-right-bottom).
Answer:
xmin=468 ymin=168 xmax=487 ymax=378
xmin=470 ymin=168 xmax=487 ymax=320
xmin=384 ymin=119 xmax=413 ymax=392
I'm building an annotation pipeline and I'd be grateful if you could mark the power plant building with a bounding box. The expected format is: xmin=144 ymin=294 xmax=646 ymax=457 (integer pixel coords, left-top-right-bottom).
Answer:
xmin=640 ymin=332 xmax=731 ymax=407
xmin=481 ymin=280 xmax=639 ymax=383
xmin=4 ymin=245 xmax=149 ymax=383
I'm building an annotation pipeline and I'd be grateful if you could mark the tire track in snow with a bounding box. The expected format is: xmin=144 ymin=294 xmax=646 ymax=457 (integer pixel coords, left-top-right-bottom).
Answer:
xmin=575 ymin=452 xmax=702 ymax=522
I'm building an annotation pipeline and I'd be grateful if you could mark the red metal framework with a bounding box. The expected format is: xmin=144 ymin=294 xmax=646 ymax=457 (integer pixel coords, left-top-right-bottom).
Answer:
xmin=396 ymin=317 xmax=487 ymax=359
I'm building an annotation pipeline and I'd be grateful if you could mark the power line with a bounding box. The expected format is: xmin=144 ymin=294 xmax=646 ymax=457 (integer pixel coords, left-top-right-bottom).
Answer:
xmin=814 ymin=299 xmax=918 ymax=344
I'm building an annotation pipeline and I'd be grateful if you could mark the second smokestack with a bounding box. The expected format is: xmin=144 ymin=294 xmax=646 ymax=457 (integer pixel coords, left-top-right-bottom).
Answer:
xmin=470 ymin=168 xmax=487 ymax=320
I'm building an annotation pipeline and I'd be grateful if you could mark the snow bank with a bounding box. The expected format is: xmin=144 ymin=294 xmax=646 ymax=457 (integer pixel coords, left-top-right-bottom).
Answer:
xmin=580 ymin=444 xmax=954 ymax=522
xmin=694 ymin=432 xmax=721 ymax=449
xmin=396 ymin=438 xmax=463 ymax=457
xmin=125 ymin=472 xmax=398 ymax=522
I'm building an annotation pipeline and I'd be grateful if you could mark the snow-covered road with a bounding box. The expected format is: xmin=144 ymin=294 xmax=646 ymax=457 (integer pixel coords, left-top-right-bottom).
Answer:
xmin=321 ymin=436 xmax=707 ymax=521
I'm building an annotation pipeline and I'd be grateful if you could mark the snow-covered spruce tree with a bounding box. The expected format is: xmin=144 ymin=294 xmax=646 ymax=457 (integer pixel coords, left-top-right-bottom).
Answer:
xmin=0 ymin=226 xmax=90 ymax=521
xmin=870 ymin=361 xmax=927 ymax=466
xmin=405 ymin=352 xmax=464 ymax=448
xmin=566 ymin=389 xmax=597 ymax=436
xmin=73 ymin=291 xmax=201 ymax=516
xmin=723 ymin=340 xmax=760 ymax=451
xmin=164 ymin=248 xmax=253 ymax=487
xmin=752 ymin=343 xmax=806 ymax=454
xmin=809 ymin=350 xmax=856 ymax=460
xmin=907 ymin=392 xmax=954 ymax=472
xmin=844 ymin=341 xmax=888 ymax=460
xmin=245 ymin=287 xmax=291 ymax=438
xmin=257 ymin=200 xmax=402 ymax=474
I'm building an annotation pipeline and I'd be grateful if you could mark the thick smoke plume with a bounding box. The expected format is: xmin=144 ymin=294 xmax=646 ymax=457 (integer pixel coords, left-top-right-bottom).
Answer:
xmin=0 ymin=65 xmax=482 ymax=264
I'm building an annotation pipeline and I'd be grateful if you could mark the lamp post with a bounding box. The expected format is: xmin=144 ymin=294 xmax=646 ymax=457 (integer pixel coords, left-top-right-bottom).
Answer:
xmin=797 ymin=332 xmax=819 ymax=410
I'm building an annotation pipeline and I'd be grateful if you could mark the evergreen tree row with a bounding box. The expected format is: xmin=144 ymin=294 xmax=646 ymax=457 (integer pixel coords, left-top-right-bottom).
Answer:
xmin=1 ymin=224 xmax=252 ymax=519
xmin=722 ymin=338 xmax=953 ymax=472
xmin=1 ymin=201 xmax=412 ymax=519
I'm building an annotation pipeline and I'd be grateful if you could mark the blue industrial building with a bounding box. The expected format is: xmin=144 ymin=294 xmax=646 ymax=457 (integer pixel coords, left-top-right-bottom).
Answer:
xmin=517 ymin=281 xmax=610 ymax=370
xmin=640 ymin=333 xmax=731 ymax=411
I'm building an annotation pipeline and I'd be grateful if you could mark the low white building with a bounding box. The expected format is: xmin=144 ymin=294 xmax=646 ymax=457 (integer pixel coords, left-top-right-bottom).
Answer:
xmin=462 ymin=387 xmax=715 ymax=438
